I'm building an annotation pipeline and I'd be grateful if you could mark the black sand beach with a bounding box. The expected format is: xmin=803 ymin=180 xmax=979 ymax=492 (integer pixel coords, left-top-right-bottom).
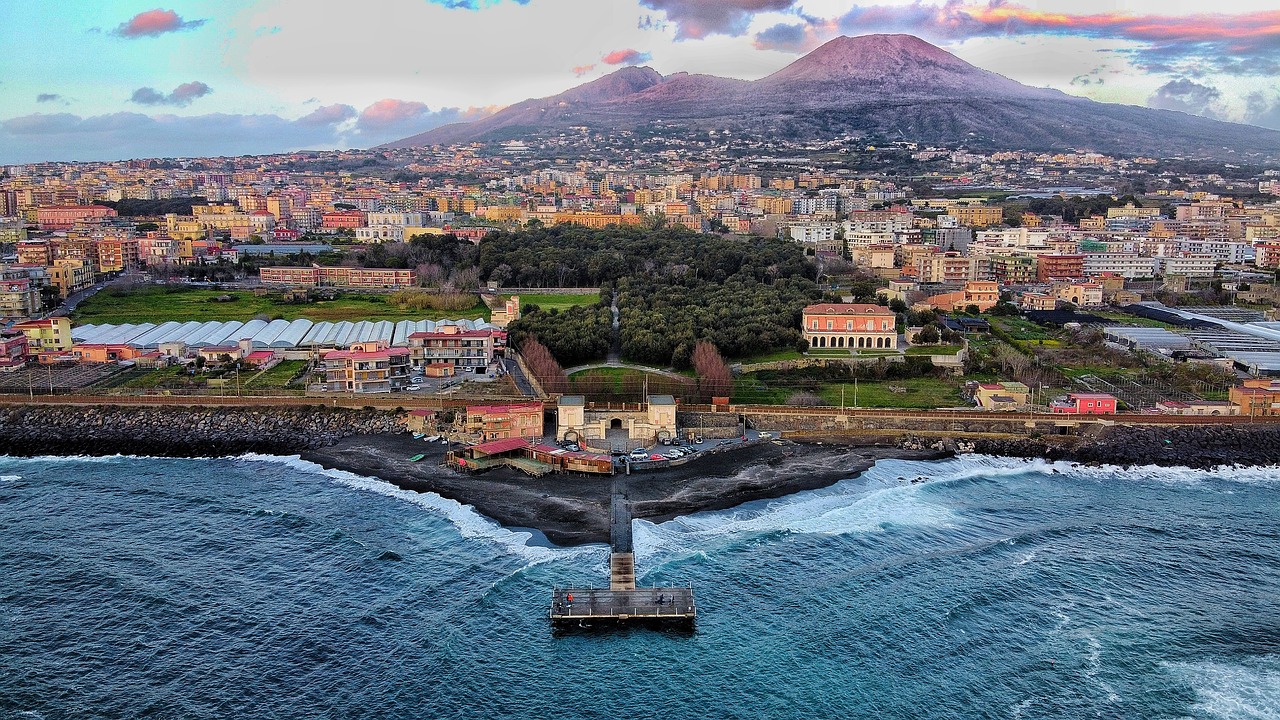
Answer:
xmin=300 ymin=434 xmax=950 ymax=546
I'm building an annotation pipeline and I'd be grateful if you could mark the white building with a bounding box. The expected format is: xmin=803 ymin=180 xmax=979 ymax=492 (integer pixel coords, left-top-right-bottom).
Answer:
xmin=1157 ymin=255 xmax=1218 ymax=278
xmin=1083 ymin=253 xmax=1159 ymax=278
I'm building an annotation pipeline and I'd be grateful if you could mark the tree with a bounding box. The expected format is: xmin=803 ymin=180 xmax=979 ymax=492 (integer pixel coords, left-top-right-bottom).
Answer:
xmin=888 ymin=298 xmax=908 ymax=313
xmin=916 ymin=325 xmax=940 ymax=344
xmin=692 ymin=340 xmax=733 ymax=401
xmin=964 ymin=304 xmax=981 ymax=316
xmin=39 ymin=285 xmax=61 ymax=311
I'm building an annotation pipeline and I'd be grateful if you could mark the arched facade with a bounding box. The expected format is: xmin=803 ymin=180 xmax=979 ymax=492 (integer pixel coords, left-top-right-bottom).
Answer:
xmin=801 ymin=303 xmax=897 ymax=351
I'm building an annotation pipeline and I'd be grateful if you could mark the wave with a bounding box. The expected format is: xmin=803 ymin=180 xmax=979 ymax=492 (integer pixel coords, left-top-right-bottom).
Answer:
xmin=235 ymin=453 xmax=598 ymax=565
xmin=0 ymin=475 xmax=20 ymax=482
xmin=1163 ymin=655 xmax=1280 ymax=719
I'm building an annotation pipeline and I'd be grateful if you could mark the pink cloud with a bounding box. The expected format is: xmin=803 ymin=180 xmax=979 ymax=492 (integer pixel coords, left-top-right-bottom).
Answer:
xmin=114 ymin=8 xmax=207 ymax=38
xmin=602 ymin=49 xmax=652 ymax=65
xmin=573 ymin=64 xmax=597 ymax=77
xmin=752 ymin=3 xmax=1280 ymax=75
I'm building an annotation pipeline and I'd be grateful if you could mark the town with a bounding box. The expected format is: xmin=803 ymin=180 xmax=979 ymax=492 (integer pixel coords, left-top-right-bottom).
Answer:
xmin=3 ymin=140 xmax=1280 ymax=465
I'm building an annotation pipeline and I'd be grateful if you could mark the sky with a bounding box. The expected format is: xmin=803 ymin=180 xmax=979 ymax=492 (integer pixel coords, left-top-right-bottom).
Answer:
xmin=2 ymin=0 xmax=1280 ymax=163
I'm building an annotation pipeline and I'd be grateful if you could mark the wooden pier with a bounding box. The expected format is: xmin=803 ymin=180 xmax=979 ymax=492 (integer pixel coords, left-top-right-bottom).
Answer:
xmin=549 ymin=486 xmax=696 ymax=630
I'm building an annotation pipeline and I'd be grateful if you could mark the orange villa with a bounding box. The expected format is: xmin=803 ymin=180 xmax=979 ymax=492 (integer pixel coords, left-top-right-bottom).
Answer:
xmin=802 ymin=303 xmax=898 ymax=350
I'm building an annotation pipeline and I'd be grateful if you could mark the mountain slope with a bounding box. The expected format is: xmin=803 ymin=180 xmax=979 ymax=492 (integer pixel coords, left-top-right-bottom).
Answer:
xmin=382 ymin=34 xmax=1280 ymax=159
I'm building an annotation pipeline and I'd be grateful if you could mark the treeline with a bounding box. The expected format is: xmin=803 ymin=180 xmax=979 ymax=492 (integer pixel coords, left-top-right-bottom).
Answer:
xmin=619 ymin=274 xmax=819 ymax=366
xmin=507 ymin=302 xmax=613 ymax=368
xmin=479 ymin=223 xmax=814 ymax=288
xmin=1024 ymin=194 xmax=1144 ymax=223
xmin=97 ymin=196 xmax=207 ymax=217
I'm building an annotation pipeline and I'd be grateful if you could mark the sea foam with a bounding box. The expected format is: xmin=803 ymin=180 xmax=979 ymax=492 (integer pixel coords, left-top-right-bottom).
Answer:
xmin=1164 ymin=655 xmax=1280 ymax=719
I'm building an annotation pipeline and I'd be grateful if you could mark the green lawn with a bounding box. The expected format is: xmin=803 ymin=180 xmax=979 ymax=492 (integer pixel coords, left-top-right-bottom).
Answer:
xmin=568 ymin=367 xmax=692 ymax=400
xmin=904 ymin=344 xmax=964 ymax=356
xmin=991 ymin=317 xmax=1060 ymax=342
xmin=504 ymin=292 xmax=601 ymax=312
xmin=819 ymin=377 xmax=965 ymax=409
xmin=733 ymin=349 xmax=806 ymax=364
xmin=74 ymin=286 xmax=489 ymax=325
xmin=244 ymin=360 xmax=310 ymax=388
xmin=1089 ymin=311 xmax=1178 ymax=329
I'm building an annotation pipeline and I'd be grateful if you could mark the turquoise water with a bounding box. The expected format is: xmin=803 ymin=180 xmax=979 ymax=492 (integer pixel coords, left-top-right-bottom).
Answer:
xmin=1 ymin=453 xmax=1278 ymax=719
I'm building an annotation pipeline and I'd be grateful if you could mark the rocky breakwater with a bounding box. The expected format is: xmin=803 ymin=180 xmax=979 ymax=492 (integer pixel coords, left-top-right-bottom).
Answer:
xmin=0 ymin=405 xmax=406 ymax=458
xmin=971 ymin=423 xmax=1280 ymax=469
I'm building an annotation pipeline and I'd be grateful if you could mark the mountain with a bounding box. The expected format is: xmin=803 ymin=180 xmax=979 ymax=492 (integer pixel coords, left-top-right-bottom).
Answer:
xmin=382 ymin=34 xmax=1280 ymax=159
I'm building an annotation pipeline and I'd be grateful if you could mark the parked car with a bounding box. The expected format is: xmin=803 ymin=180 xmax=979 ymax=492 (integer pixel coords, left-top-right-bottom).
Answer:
xmin=406 ymin=384 xmax=422 ymax=391
xmin=649 ymin=454 xmax=665 ymax=461
xmin=695 ymin=435 xmax=704 ymax=444
xmin=629 ymin=448 xmax=648 ymax=460
xmin=663 ymin=450 xmax=681 ymax=460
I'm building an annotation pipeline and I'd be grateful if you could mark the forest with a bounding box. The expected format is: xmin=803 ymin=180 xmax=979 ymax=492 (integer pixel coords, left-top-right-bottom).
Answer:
xmin=495 ymin=224 xmax=822 ymax=367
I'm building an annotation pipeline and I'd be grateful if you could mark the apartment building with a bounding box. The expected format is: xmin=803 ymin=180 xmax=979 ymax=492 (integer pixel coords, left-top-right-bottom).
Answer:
xmin=1036 ymin=254 xmax=1085 ymax=281
xmin=36 ymin=205 xmax=116 ymax=230
xmin=1083 ymin=254 xmax=1158 ymax=279
xmin=406 ymin=325 xmax=497 ymax=371
xmin=11 ymin=317 xmax=72 ymax=351
xmin=322 ymin=341 xmax=411 ymax=393
xmin=1156 ymin=254 xmax=1217 ymax=278
xmin=459 ymin=403 xmax=544 ymax=442
xmin=0 ymin=268 xmax=40 ymax=319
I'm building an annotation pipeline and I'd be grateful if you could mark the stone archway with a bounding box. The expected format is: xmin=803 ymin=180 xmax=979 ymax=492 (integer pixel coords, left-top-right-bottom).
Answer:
xmin=610 ymin=418 xmax=623 ymax=430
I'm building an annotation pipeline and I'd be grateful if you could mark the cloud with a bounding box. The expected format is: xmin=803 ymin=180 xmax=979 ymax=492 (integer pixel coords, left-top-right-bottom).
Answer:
xmin=639 ymin=0 xmax=797 ymax=40
xmin=1243 ymin=91 xmax=1280 ymax=130
xmin=36 ymin=93 xmax=63 ymax=103
xmin=572 ymin=64 xmax=597 ymax=77
xmin=427 ymin=0 xmax=529 ymax=8
xmin=1147 ymin=78 xmax=1223 ymax=117
xmin=750 ymin=3 xmax=1280 ymax=75
xmin=0 ymin=100 xmax=486 ymax=162
xmin=298 ymin=104 xmax=358 ymax=126
xmin=130 ymin=81 xmax=213 ymax=107
xmin=601 ymin=49 xmax=652 ymax=65
xmin=114 ymin=9 xmax=207 ymax=38
xmin=352 ymin=99 xmax=495 ymax=144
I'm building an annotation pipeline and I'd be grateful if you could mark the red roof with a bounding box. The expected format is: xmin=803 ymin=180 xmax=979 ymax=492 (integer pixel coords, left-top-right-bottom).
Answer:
xmin=408 ymin=330 xmax=495 ymax=339
xmin=803 ymin=303 xmax=895 ymax=315
xmin=324 ymin=347 xmax=410 ymax=360
xmin=468 ymin=437 xmax=531 ymax=456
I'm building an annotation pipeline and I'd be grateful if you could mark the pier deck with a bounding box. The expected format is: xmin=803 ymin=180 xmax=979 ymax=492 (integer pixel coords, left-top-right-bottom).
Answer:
xmin=549 ymin=586 xmax=695 ymax=625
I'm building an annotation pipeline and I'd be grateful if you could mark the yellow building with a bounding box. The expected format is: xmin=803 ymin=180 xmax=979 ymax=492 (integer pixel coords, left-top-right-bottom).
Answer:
xmin=48 ymin=258 xmax=94 ymax=298
xmin=12 ymin=317 xmax=73 ymax=351
xmin=950 ymin=206 xmax=1004 ymax=227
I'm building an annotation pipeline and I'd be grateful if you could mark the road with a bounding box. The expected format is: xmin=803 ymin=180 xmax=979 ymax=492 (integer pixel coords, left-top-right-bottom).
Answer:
xmin=503 ymin=357 xmax=538 ymax=397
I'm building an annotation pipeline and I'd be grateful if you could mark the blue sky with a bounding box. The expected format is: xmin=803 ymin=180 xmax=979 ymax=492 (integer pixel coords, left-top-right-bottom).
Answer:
xmin=2 ymin=0 xmax=1280 ymax=163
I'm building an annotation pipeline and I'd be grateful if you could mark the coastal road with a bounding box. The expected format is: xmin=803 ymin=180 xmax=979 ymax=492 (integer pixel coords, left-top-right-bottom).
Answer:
xmin=503 ymin=358 xmax=538 ymax=397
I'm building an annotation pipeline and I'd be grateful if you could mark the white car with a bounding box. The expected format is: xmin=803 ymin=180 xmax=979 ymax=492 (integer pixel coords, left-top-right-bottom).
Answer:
xmin=406 ymin=384 xmax=422 ymax=391
xmin=629 ymin=448 xmax=648 ymax=460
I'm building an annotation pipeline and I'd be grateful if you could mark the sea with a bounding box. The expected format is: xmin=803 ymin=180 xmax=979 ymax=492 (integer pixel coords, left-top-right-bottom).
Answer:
xmin=1 ymin=453 xmax=1277 ymax=720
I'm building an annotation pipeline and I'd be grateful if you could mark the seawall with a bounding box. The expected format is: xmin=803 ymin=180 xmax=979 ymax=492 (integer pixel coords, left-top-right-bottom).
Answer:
xmin=0 ymin=405 xmax=406 ymax=458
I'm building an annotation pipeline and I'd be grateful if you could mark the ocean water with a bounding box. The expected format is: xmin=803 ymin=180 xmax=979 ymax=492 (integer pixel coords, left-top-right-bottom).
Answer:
xmin=1 ymin=453 xmax=1278 ymax=720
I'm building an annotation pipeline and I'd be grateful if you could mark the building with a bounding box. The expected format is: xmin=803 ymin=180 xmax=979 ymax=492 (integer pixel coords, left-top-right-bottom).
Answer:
xmin=1050 ymin=392 xmax=1118 ymax=414
xmin=94 ymin=235 xmax=141 ymax=273
xmin=406 ymin=325 xmax=497 ymax=371
xmin=556 ymin=394 xmax=679 ymax=445
xmin=258 ymin=266 xmax=417 ymax=289
xmin=459 ymin=403 xmax=544 ymax=442
xmin=949 ymin=205 xmax=1004 ymax=227
xmin=0 ymin=268 xmax=40 ymax=320
xmin=11 ymin=317 xmax=72 ymax=351
xmin=36 ymin=205 xmax=116 ymax=231
xmin=923 ymin=281 xmax=999 ymax=312
xmin=1230 ymin=379 xmax=1280 ymax=417
xmin=1156 ymin=255 xmax=1217 ymax=278
xmin=1019 ymin=292 xmax=1058 ymax=310
xmin=48 ymin=258 xmax=95 ymax=298
xmin=1036 ymin=254 xmax=1085 ymax=282
xmin=320 ymin=210 xmax=368 ymax=229
xmin=72 ymin=343 xmax=144 ymax=363
xmin=0 ymin=330 xmax=29 ymax=371
xmin=1083 ymin=254 xmax=1158 ymax=279
xmin=802 ymin=303 xmax=897 ymax=350
xmin=988 ymin=255 xmax=1038 ymax=285
xmin=973 ymin=381 xmax=1030 ymax=410
xmin=1054 ymin=281 xmax=1104 ymax=307
xmin=488 ymin=295 xmax=521 ymax=328
xmin=918 ymin=253 xmax=982 ymax=284
xmin=322 ymin=341 xmax=411 ymax=393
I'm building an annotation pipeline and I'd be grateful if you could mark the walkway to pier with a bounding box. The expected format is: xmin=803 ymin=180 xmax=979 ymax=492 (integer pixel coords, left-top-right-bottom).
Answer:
xmin=550 ymin=587 xmax=695 ymax=621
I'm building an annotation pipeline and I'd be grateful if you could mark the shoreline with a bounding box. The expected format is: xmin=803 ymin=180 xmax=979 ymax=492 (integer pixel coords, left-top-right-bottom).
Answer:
xmin=298 ymin=434 xmax=951 ymax=546
xmin=5 ymin=404 xmax=1280 ymax=546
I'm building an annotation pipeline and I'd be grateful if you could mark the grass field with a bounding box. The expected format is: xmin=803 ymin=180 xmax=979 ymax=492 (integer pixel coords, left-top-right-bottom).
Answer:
xmin=244 ymin=360 xmax=310 ymax=388
xmin=568 ymin=367 xmax=693 ymax=400
xmin=504 ymin=292 xmax=600 ymax=312
xmin=733 ymin=349 xmax=806 ymax=365
xmin=819 ymin=377 xmax=965 ymax=408
xmin=74 ymin=286 xmax=489 ymax=325
xmin=992 ymin=317 xmax=1060 ymax=342
xmin=904 ymin=344 xmax=964 ymax=356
